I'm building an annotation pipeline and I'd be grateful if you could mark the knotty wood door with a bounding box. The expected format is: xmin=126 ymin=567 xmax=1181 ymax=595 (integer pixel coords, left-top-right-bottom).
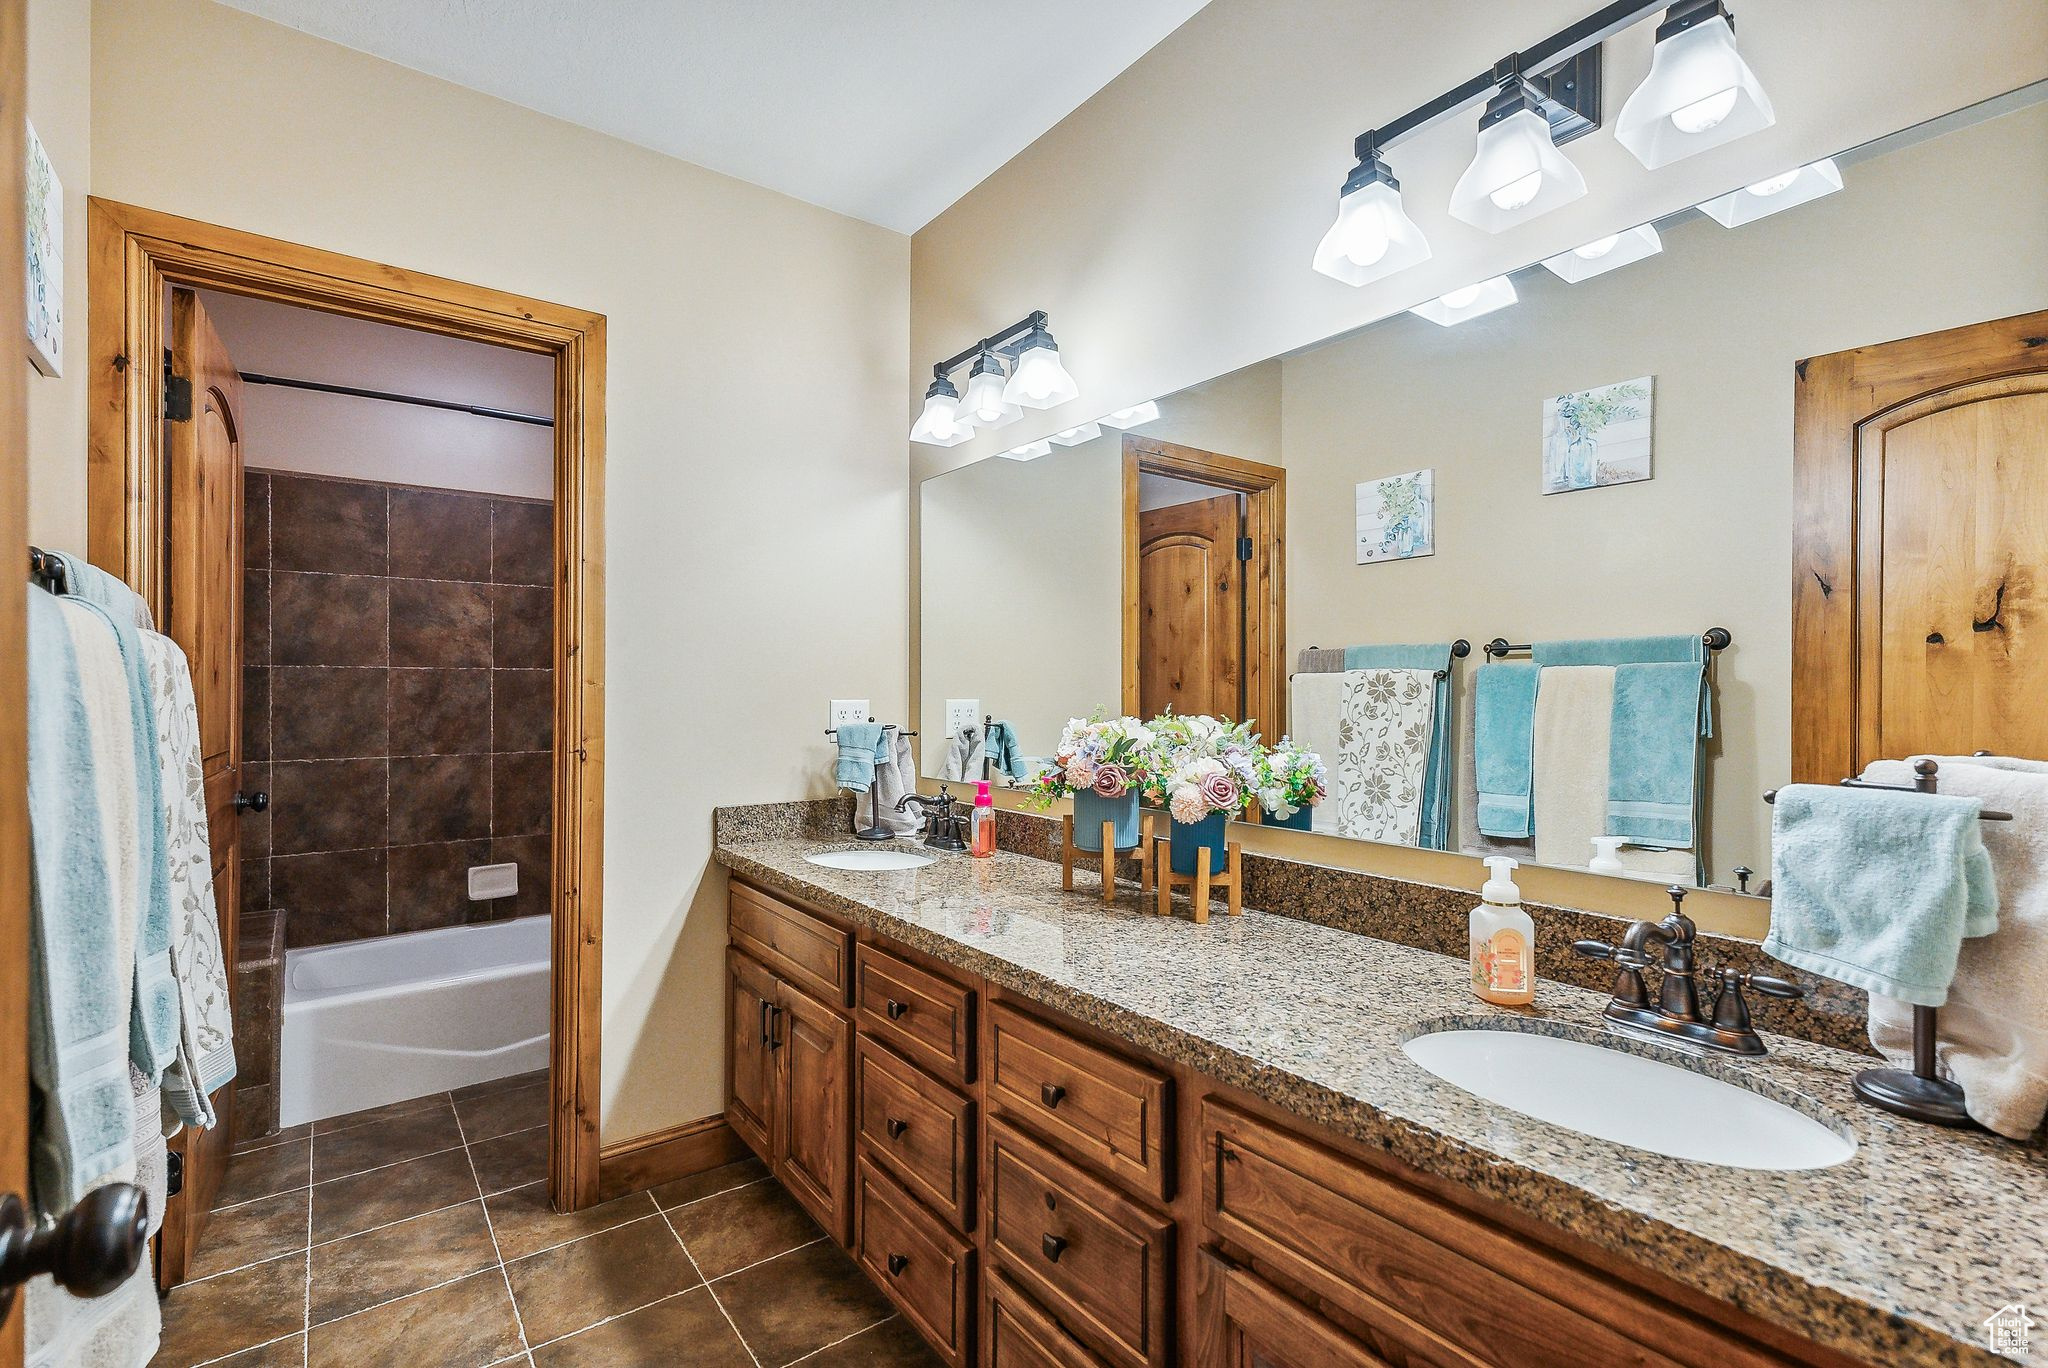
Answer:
xmin=1794 ymin=310 xmax=2048 ymax=780
xmin=157 ymin=289 xmax=246 ymax=1286
xmin=726 ymin=948 xmax=776 ymax=1158
xmin=1137 ymin=492 xmax=1243 ymax=721
xmin=776 ymin=977 xmax=852 ymax=1244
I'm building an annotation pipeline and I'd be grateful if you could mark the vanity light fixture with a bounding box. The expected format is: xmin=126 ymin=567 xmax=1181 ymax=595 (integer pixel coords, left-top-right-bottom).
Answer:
xmin=1616 ymin=1 xmax=1775 ymax=169
xmin=1099 ymin=400 xmax=1161 ymax=430
xmin=1409 ymin=276 xmax=1518 ymax=327
xmin=908 ymin=371 xmax=975 ymax=447
xmin=998 ymin=440 xmax=1053 ymax=461
xmin=911 ymin=310 xmax=1076 ymax=446
xmin=1001 ymin=320 xmax=1080 ymax=410
xmin=1311 ymin=151 xmax=1432 ymax=287
xmin=961 ymin=348 xmax=1022 ymax=429
xmin=1448 ymin=71 xmax=1588 ymax=232
xmin=1048 ymin=422 xmax=1103 ymax=447
xmin=1696 ymin=157 xmax=1842 ymax=227
xmin=1539 ymin=223 xmax=1663 ymax=282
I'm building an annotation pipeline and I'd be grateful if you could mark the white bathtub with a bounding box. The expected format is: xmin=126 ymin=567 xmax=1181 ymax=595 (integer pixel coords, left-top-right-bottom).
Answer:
xmin=279 ymin=917 xmax=550 ymax=1128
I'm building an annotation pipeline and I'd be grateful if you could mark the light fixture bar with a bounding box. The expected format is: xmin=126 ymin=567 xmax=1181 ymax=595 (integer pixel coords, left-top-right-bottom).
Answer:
xmin=930 ymin=311 xmax=1053 ymax=383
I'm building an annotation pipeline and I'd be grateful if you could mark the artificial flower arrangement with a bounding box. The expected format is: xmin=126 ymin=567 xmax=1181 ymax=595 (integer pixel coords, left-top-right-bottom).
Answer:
xmin=1025 ymin=711 xmax=1157 ymax=808
xmin=1143 ymin=711 xmax=1267 ymax=824
xmin=1257 ymin=737 xmax=1328 ymax=824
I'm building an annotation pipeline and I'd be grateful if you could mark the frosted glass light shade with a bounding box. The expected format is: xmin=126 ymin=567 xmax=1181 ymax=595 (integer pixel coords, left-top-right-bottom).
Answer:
xmin=1312 ymin=180 xmax=1432 ymax=286
xmin=999 ymin=441 xmax=1052 ymax=461
xmin=1049 ymin=422 xmax=1102 ymax=447
xmin=1099 ymin=400 xmax=1160 ymax=430
xmin=1002 ymin=341 xmax=1079 ymax=410
xmin=1616 ymin=16 xmax=1775 ymax=169
xmin=1540 ymin=224 xmax=1664 ymax=283
xmin=1408 ymin=276 xmax=1518 ymax=327
xmin=1448 ymin=109 xmax=1586 ymax=233
xmin=909 ymin=387 xmax=974 ymax=447
xmin=962 ymin=364 xmax=1022 ymax=428
xmin=1697 ymin=158 xmax=1842 ymax=227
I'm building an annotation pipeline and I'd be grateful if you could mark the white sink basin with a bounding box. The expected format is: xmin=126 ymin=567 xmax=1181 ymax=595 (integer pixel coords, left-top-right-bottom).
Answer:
xmin=1401 ymin=1028 xmax=1855 ymax=1172
xmin=805 ymin=849 xmax=934 ymax=871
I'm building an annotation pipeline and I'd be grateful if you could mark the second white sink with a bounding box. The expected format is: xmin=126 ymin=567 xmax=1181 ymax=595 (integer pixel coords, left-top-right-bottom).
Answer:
xmin=1402 ymin=1027 xmax=1855 ymax=1172
xmin=805 ymin=849 xmax=934 ymax=871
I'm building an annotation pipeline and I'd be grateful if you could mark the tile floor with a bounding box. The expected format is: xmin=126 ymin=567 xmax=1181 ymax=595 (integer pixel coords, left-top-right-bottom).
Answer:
xmin=153 ymin=1071 xmax=942 ymax=1367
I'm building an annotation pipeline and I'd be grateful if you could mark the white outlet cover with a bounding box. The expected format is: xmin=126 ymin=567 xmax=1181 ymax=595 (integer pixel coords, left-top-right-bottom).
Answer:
xmin=468 ymin=862 xmax=519 ymax=901
xmin=830 ymin=698 xmax=872 ymax=728
xmin=945 ymin=699 xmax=981 ymax=737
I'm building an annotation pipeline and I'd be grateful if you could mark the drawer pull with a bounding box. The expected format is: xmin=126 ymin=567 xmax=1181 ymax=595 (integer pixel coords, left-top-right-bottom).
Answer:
xmin=886 ymin=1253 xmax=909 ymax=1277
xmin=885 ymin=998 xmax=910 ymax=1020
xmin=886 ymin=1117 xmax=909 ymax=1141
xmin=1040 ymin=1232 xmax=1068 ymax=1263
xmin=1040 ymin=1082 xmax=1065 ymax=1109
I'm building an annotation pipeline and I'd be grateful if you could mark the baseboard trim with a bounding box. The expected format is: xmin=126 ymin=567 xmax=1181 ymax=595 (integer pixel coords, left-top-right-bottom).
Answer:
xmin=596 ymin=1112 xmax=748 ymax=1202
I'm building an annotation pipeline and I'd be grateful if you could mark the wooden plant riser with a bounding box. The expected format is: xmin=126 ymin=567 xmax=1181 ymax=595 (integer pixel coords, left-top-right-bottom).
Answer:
xmin=1152 ymin=836 xmax=1243 ymax=923
xmin=1060 ymin=812 xmax=1156 ymax=901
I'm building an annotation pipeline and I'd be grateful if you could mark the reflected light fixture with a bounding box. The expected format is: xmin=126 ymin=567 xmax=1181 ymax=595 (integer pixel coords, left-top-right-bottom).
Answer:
xmin=908 ymin=371 xmax=974 ymax=447
xmin=1448 ymin=71 xmax=1587 ymax=232
xmin=1001 ymin=321 xmax=1080 ymax=410
xmin=999 ymin=440 xmax=1052 ymax=461
xmin=1312 ymin=151 xmax=1432 ymax=287
xmin=910 ymin=310 xmax=1076 ymax=446
xmin=1099 ymin=400 xmax=1161 ymax=430
xmin=1540 ymin=223 xmax=1663 ymax=282
xmin=1409 ymin=276 xmax=1518 ymax=327
xmin=1616 ymin=1 xmax=1775 ymax=169
xmin=1049 ymin=422 xmax=1103 ymax=447
xmin=1697 ymin=157 xmax=1842 ymax=227
xmin=961 ymin=348 xmax=1021 ymax=429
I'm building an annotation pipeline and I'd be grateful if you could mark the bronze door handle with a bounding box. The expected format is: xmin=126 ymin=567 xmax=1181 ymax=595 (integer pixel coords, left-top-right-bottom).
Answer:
xmin=886 ymin=1253 xmax=908 ymax=1277
xmin=885 ymin=998 xmax=910 ymax=1020
xmin=886 ymin=1117 xmax=909 ymax=1141
xmin=1040 ymin=1232 xmax=1067 ymax=1263
xmin=1040 ymin=1082 xmax=1065 ymax=1109
xmin=0 ymin=1185 xmax=149 ymax=1320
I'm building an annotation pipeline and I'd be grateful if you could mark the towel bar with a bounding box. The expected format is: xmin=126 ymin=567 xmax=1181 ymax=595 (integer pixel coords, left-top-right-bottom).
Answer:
xmin=823 ymin=720 xmax=917 ymax=738
xmin=1483 ymin=627 xmax=1731 ymax=659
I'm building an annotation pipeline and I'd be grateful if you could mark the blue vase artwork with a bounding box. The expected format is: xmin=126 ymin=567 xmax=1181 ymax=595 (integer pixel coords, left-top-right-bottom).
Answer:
xmin=1543 ymin=376 xmax=1654 ymax=495
xmin=1354 ymin=469 xmax=1435 ymax=565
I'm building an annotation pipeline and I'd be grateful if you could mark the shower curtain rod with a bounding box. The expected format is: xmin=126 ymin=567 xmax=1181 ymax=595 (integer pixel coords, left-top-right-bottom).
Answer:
xmin=237 ymin=370 xmax=554 ymax=427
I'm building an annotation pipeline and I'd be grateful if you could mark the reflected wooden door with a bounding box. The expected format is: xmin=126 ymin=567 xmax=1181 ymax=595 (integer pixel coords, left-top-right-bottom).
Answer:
xmin=1137 ymin=493 xmax=1243 ymax=721
xmin=1794 ymin=310 xmax=2048 ymax=780
xmin=157 ymin=288 xmax=246 ymax=1286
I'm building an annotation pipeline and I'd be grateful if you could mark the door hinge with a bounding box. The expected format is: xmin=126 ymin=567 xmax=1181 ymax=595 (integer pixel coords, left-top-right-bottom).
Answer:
xmin=162 ymin=349 xmax=193 ymax=423
xmin=164 ymin=1150 xmax=184 ymax=1198
xmin=1237 ymin=536 xmax=1253 ymax=562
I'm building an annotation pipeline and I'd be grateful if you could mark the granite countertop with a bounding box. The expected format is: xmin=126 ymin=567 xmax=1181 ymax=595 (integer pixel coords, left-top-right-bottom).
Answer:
xmin=714 ymin=823 xmax=2046 ymax=1367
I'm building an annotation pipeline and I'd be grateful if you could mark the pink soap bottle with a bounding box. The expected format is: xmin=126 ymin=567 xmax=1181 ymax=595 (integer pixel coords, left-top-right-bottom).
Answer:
xmin=969 ymin=781 xmax=996 ymax=858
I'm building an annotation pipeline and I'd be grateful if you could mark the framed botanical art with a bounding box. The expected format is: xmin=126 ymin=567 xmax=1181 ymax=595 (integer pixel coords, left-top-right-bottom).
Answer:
xmin=26 ymin=121 xmax=62 ymax=377
xmin=1543 ymin=375 xmax=1653 ymax=494
xmin=1356 ymin=468 xmax=1433 ymax=564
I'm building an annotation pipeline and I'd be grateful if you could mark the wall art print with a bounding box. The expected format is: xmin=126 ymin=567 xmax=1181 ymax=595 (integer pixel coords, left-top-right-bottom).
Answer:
xmin=26 ymin=121 xmax=62 ymax=378
xmin=1543 ymin=375 xmax=1653 ymax=494
xmin=1355 ymin=467 xmax=1433 ymax=565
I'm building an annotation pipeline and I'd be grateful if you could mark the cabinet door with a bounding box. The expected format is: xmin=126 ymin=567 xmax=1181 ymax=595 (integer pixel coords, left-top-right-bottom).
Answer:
xmin=1199 ymin=1254 xmax=1395 ymax=1368
xmin=727 ymin=948 xmax=777 ymax=1160
xmin=776 ymin=977 xmax=853 ymax=1244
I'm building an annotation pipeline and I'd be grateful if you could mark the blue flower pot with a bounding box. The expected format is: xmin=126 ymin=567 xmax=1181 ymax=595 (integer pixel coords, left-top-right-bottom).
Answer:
xmin=1169 ymin=812 xmax=1229 ymax=876
xmin=1264 ymin=805 xmax=1314 ymax=831
xmin=1071 ymin=789 xmax=1141 ymax=852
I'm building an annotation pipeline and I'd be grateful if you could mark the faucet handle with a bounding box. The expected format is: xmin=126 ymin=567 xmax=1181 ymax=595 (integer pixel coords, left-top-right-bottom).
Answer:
xmin=1709 ymin=965 xmax=1805 ymax=1035
xmin=1573 ymin=939 xmax=1651 ymax=1009
xmin=1739 ymin=972 xmax=1804 ymax=1001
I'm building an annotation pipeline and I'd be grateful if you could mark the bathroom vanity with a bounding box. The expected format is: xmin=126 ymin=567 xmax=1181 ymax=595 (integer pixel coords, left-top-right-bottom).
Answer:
xmin=715 ymin=804 xmax=2043 ymax=1368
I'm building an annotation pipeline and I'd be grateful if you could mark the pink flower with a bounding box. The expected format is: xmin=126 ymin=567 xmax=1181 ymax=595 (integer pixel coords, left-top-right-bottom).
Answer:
xmin=1169 ymin=786 xmax=1208 ymax=825
xmin=1064 ymin=759 xmax=1093 ymax=790
xmin=1198 ymin=769 xmax=1240 ymax=813
xmin=1092 ymin=763 xmax=1131 ymax=798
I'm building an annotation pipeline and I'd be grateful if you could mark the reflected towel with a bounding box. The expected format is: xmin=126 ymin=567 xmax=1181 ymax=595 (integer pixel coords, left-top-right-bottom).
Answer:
xmin=1330 ymin=669 xmax=1436 ymax=845
xmin=833 ymin=723 xmax=890 ymax=794
xmin=984 ymin=720 xmax=1027 ymax=783
xmin=1533 ymin=634 xmax=1712 ymax=736
xmin=1289 ymin=672 xmax=1345 ymax=837
xmin=1865 ymin=759 xmax=2048 ymax=1139
xmin=859 ymin=733 xmax=921 ymax=837
xmin=1763 ymin=783 xmax=1998 ymax=1006
xmin=1295 ymin=646 xmax=1345 ymax=674
xmin=1455 ymin=669 xmax=1533 ymax=861
xmin=940 ymin=724 xmax=984 ymax=783
xmin=1533 ymin=665 xmax=1692 ymax=881
xmin=41 ymin=549 xmax=154 ymax=632
xmin=1607 ymin=661 xmax=1706 ymax=848
xmin=1474 ymin=663 xmax=1538 ymax=839
xmin=1343 ymin=644 xmax=1455 ymax=850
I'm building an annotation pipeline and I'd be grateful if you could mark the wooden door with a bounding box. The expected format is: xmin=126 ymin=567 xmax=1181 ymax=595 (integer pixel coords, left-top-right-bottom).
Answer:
xmin=725 ymin=948 xmax=776 ymax=1160
xmin=156 ymin=289 xmax=246 ymax=1286
xmin=1137 ymin=492 xmax=1243 ymax=721
xmin=1794 ymin=310 xmax=2048 ymax=780
xmin=1197 ymin=1255 xmax=1393 ymax=1368
xmin=775 ymin=977 xmax=851 ymax=1244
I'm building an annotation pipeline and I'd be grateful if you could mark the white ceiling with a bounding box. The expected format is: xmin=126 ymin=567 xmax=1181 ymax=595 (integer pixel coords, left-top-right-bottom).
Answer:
xmin=213 ymin=0 xmax=1212 ymax=233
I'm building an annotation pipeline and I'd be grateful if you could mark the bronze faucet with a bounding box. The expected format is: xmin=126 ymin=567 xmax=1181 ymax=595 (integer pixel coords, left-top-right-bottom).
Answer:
xmin=1572 ymin=886 xmax=1804 ymax=1057
xmin=896 ymin=787 xmax=969 ymax=852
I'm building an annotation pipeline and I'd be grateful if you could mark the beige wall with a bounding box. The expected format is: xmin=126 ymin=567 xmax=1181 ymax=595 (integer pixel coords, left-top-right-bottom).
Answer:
xmin=25 ymin=0 xmax=90 ymax=548
xmin=82 ymin=0 xmax=910 ymax=1144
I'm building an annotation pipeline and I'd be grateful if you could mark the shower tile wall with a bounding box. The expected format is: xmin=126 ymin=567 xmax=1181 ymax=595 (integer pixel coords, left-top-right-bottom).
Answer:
xmin=243 ymin=471 xmax=554 ymax=949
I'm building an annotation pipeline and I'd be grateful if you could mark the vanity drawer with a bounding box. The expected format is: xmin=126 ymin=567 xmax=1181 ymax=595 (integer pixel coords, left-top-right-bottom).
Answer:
xmin=855 ymin=1156 xmax=973 ymax=1367
xmin=730 ymin=880 xmax=851 ymax=1007
xmin=1201 ymin=1100 xmax=1778 ymax=1368
xmin=856 ymin=1035 xmax=974 ymax=1230
xmin=855 ymin=943 xmax=974 ymax=1085
xmin=986 ymin=1002 xmax=1171 ymax=1201
xmin=986 ymin=1118 xmax=1172 ymax=1368
xmin=987 ymin=1269 xmax=1113 ymax=1368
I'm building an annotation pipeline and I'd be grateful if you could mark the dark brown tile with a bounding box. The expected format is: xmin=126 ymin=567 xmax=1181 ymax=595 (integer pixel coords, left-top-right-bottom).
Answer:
xmin=273 ymin=571 xmax=390 ymax=667
xmin=242 ymin=667 xmax=271 ymax=761
xmin=455 ymin=1079 xmax=547 ymax=1143
xmin=648 ymin=1156 xmax=769 ymax=1212
xmin=312 ymin=1103 xmax=465 ymax=1183
xmin=229 ymin=961 xmax=277 ymax=1086
xmin=273 ymin=474 xmax=388 ymax=577
xmin=239 ymin=759 xmax=273 ymax=858
xmin=215 ymin=1138 xmax=309 ymax=1209
xmin=274 ymin=848 xmax=389 ymax=947
xmin=389 ymin=753 xmax=491 ymax=844
xmin=802 ymin=1315 xmax=944 ymax=1367
xmin=530 ymin=1284 xmax=750 ymax=1367
xmin=213 ymin=1332 xmax=305 ymax=1367
xmin=189 ymin=1187 xmax=310 ymax=1279
xmin=492 ymin=499 xmax=553 ymax=586
xmin=716 ymin=1239 xmax=893 ymax=1367
xmin=273 ymin=665 xmax=389 ymax=760
xmin=390 ymin=486 xmax=493 ymax=582
xmin=490 ymin=835 xmax=552 ymax=920
xmin=243 ymin=471 xmax=270 ymax=571
xmin=484 ymin=1182 xmax=654 ymax=1263
xmin=157 ymin=1252 xmax=307 ymax=1366
xmin=469 ymin=1123 xmax=549 ymax=1195
xmin=234 ymin=1120 xmax=310 ymax=1155
xmin=389 ymin=668 xmax=491 ymax=756
xmin=665 ymin=1173 xmax=820 ymax=1280
xmin=390 ymin=577 xmax=493 ymax=669
xmin=453 ymin=1068 xmax=545 ymax=1102
xmin=243 ymin=568 xmax=270 ymax=664
xmin=232 ymin=1086 xmax=280 ymax=1148
xmin=310 ymin=1145 xmax=480 ymax=1243
xmin=240 ymin=855 xmax=271 ymax=915
xmin=309 ymin=1198 xmax=498 ymax=1324
xmin=503 ymin=1215 xmax=699 ymax=1345
xmin=306 ymin=1267 xmax=522 ymax=1368
xmin=493 ymin=668 xmax=553 ymax=753
xmin=492 ymin=751 xmax=551 ymax=838
xmin=313 ymin=1092 xmax=452 ymax=1135
xmin=491 ymin=584 xmax=552 ymax=669
xmin=388 ymin=840 xmax=491 ymax=933
xmin=271 ymin=757 xmax=387 ymax=856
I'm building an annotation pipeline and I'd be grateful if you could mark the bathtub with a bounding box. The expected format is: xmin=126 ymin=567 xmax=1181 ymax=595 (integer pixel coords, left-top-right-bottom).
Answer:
xmin=279 ymin=917 xmax=550 ymax=1128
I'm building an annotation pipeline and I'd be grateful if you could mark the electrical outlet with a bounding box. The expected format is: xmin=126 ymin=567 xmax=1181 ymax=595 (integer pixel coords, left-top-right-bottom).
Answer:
xmin=829 ymin=699 xmax=871 ymax=729
xmin=945 ymin=698 xmax=981 ymax=737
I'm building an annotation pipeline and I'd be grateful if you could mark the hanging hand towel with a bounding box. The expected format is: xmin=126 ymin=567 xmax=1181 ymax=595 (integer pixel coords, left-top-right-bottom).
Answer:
xmin=141 ymin=633 xmax=238 ymax=1131
xmin=1533 ymin=634 xmax=1713 ymax=737
xmin=1532 ymin=665 xmax=1693 ymax=880
xmin=40 ymin=548 xmax=155 ymax=631
xmin=859 ymin=732 xmax=921 ymax=837
xmin=1454 ymin=668 xmax=1533 ymax=860
xmin=832 ymin=723 xmax=889 ymax=794
xmin=1331 ymin=669 xmax=1435 ymax=845
xmin=1343 ymin=644 xmax=1456 ymax=849
xmin=1295 ymin=646 xmax=1346 ymax=674
xmin=1288 ymin=671 xmax=1346 ymax=836
xmin=1606 ymin=661 xmax=1707 ymax=848
xmin=1763 ymin=783 xmax=1998 ymax=1006
xmin=940 ymin=724 xmax=984 ymax=783
xmin=984 ymin=720 xmax=1028 ymax=782
xmin=1474 ymin=662 xmax=1539 ymax=839
xmin=1865 ymin=759 xmax=2048 ymax=1140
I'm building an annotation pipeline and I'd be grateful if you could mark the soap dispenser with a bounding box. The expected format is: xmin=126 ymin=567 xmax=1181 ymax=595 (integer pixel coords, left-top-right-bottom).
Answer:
xmin=969 ymin=780 xmax=996 ymax=858
xmin=1470 ymin=856 xmax=1535 ymax=1006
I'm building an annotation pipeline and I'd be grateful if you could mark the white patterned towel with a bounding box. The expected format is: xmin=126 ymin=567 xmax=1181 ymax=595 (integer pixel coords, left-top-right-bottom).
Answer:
xmin=1333 ymin=669 xmax=1437 ymax=845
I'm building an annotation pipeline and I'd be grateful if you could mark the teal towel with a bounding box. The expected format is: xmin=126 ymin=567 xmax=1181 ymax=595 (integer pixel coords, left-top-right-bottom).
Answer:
xmin=1607 ymin=661 xmax=1706 ymax=847
xmin=42 ymin=548 xmax=154 ymax=631
xmin=984 ymin=720 xmax=1027 ymax=782
xmin=1763 ymin=784 xmax=1999 ymax=1006
xmin=834 ymin=723 xmax=890 ymax=794
xmin=26 ymin=588 xmax=137 ymax=1210
xmin=1533 ymin=634 xmax=1713 ymax=737
xmin=1345 ymin=643 xmax=1456 ymax=850
xmin=1474 ymin=663 xmax=1538 ymax=839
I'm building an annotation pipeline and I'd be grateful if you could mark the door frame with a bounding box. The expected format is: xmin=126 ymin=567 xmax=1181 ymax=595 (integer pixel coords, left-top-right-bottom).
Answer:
xmin=1790 ymin=307 xmax=2048 ymax=785
xmin=1121 ymin=436 xmax=1288 ymax=738
xmin=85 ymin=199 xmax=609 ymax=1211
xmin=2 ymin=0 xmax=29 ymax=1356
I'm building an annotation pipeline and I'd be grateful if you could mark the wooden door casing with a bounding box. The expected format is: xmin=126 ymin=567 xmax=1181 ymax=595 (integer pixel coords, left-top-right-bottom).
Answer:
xmin=776 ymin=976 xmax=852 ymax=1244
xmin=1138 ymin=493 xmax=1243 ymax=723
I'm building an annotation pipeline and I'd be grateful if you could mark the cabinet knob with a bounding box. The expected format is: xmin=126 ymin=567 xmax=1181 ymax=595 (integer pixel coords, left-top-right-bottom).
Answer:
xmin=886 ymin=1253 xmax=908 ymax=1277
xmin=1040 ymin=1082 xmax=1065 ymax=1109
xmin=0 ymin=1185 xmax=149 ymax=1321
xmin=1040 ymin=1232 xmax=1067 ymax=1263
xmin=884 ymin=998 xmax=910 ymax=1021
xmin=886 ymin=1117 xmax=909 ymax=1141
xmin=233 ymin=790 xmax=269 ymax=814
